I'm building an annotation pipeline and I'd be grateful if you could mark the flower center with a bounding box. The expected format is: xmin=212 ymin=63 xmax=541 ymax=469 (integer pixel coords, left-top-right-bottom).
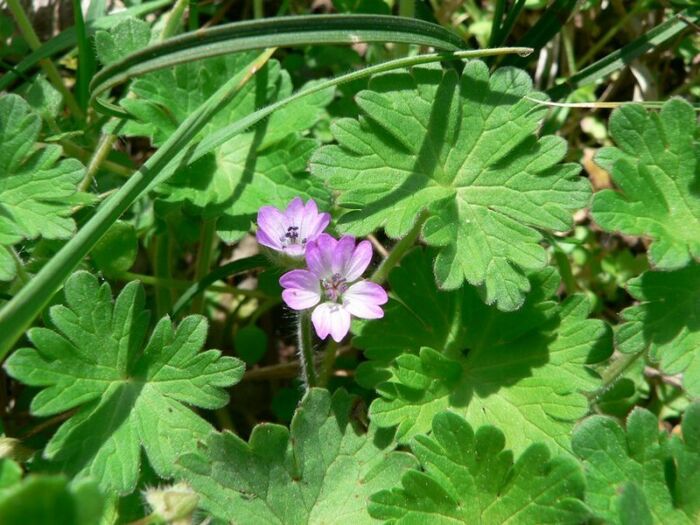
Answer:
xmin=282 ymin=225 xmax=306 ymax=247
xmin=321 ymin=273 xmax=348 ymax=302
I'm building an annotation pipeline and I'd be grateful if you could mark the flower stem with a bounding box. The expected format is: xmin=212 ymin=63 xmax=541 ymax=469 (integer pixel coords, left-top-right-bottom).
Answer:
xmin=79 ymin=133 xmax=119 ymax=192
xmin=319 ymin=340 xmax=338 ymax=387
xmin=298 ymin=312 xmax=318 ymax=388
xmin=371 ymin=210 xmax=428 ymax=285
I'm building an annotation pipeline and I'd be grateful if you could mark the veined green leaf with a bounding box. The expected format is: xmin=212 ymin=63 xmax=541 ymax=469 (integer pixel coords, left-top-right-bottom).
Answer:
xmin=572 ymin=403 xmax=700 ymax=524
xmin=592 ymin=99 xmax=699 ymax=269
xmin=0 ymin=94 xmax=90 ymax=282
xmin=312 ymin=61 xmax=589 ymax=310
xmin=616 ymin=265 xmax=700 ymax=396
xmin=369 ymin=412 xmax=590 ymax=524
xmin=4 ymin=272 xmax=244 ymax=494
xmin=177 ymin=388 xmax=416 ymax=524
xmin=354 ymin=249 xmax=611 ymax=453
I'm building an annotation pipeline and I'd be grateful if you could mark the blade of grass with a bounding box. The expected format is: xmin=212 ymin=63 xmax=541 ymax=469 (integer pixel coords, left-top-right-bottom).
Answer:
xmin=488 ymin=0 xmax=506 ymax=48
xmin=0 ymin=0 xmax=172 ymax=91
xmin=493 ymin=0 xmax=527 ymax=47
xmin=72 ymin=0 xmax=96 ymax=112
xmin=547 ymin=10 xmax=698 ymax=100
xmin=5 ymin=0 xmax=84 ymax=119
xmin=0 ymin=46 xmax=529 ymax=358
xmin=89 ymin=14 xmax=467 ymax=117
xmin=0 ymin=49 xmax=277 ymax=358
xmin=501 ymin=0 xmax=577 ymax=67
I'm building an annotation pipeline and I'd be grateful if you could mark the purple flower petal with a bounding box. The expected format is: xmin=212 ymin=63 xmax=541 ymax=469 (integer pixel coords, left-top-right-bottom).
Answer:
xmin=280 ymin=270 xmax=321 ymax=310
xmin=332 ymin=236 xmax=356 ymax=276
xmin=306 ymin=233 xmax=337 ymax=278
xmin=312 ymin=302 xmax=351 ymax=342
xmin=344 ymin=240 xmax=373 ymax=281
xmin=285 ymin=197 xmax=305 ymax=225
xmin=343 ymin=280 xmax=387 ymax=319
xmin=299 ymin=199 xmax=330 ymax=243
xmin=283 ymin=243 xmax=305 ymax=257
xmin=256 ymin=228 xmax=282 ymax=251
xmin=257 ymin=206 xmax=287 ymax=248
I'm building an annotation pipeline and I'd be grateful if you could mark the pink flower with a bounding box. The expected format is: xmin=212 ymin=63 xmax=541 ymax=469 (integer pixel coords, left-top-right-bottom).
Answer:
xmin=280 ymin=234 xmax=388 ymax=342
xmin=256 ymin=197 xmax=330 ymax=258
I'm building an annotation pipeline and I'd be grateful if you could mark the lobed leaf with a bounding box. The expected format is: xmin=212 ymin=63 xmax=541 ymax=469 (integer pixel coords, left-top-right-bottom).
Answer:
xmin=0 ymin=94 xmax=90 ymax=281
xmin=177 ymin=388 xmax=416 ymax=524
xmin=4 ymin=271 xmax=244 ymax=494
xmin=616 ymin=264 xmax=700 ymax=396
xmin=369 ymin=411 xmax=590 ymax=524
xmin=354 ymin=249 xmax=611 ymax=453
xmin=592 ymin=98 xmax=699 ymax=269
xmin=572 ymin=402 xmax=700 ymax=524
xmin=311 ymin=61 xmax=590 ymax=310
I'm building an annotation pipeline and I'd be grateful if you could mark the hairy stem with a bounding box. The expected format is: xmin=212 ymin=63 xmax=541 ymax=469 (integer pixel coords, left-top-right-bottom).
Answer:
xmin=591 ymin=351 xmax=644 ymax=400
xmin=6 ymin=247 xmax=29 ymax=286
xmin=6 ymin=0 xmax=84 ymax=119
xmin=371 ymin=210 xmax=428 ymax=285
xmin=298 ymin=312 xmax=318 ymax=388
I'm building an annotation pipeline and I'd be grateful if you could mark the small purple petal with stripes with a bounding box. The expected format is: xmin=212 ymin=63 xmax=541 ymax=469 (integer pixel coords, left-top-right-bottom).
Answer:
xmin=255 ymin=197 xmax=330 ymax=258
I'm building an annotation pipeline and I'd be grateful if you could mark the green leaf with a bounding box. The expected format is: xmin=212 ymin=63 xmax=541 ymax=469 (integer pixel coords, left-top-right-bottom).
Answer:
xmin=592 ymin=99 xmax=700 ymax=269
xmin=0 ymin=473 xmax=104 ymax=525
xmin=23 ymin=76 xmax=63 ymax=120
xmin=311 ymin=61 xmax=590 ymax=311
xmin=572 ymin=402 xmax=700 ymax=524
xmin=91 ymin=220 xmax=138 ymax=276
xmin=4 ymin=271 xmax=244 ymax=494
xmin=177 ymin=388 xmax=416 ymax=524
xmin=95 ymin=17 xmax=152 ymax=66
xmin=354 ymin=248 xmax=611 ymax=453
xmin=0 ymin=94 xmax=88 ymax=281
xmin=616 ymin=264 xmax=700 ymax=396
xmin=115 ymin=48 xmax=332 ymax=242
xmin=369 ymin=411 xmax=590 ymax=524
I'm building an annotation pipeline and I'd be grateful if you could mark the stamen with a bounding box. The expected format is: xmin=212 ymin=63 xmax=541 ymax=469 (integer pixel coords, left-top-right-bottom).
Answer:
xmin=283 ymin=225 xmax=301 ymax=245
xmin=321 ymin=273 xmax=349 ymax=302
